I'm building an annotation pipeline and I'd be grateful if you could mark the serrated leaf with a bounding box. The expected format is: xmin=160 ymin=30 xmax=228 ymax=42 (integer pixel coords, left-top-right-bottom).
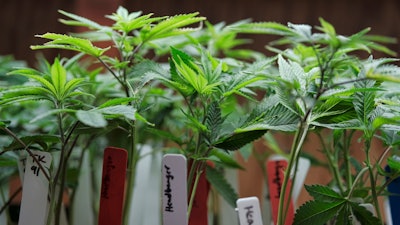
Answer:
xmin=58 ymin=9 xmax=104 ymax=30
xmin=205 ymin=101 xmax=223 ymax=144
xmin=294 ymin=200 xmax=346 ymax=225
xmin=206 ymin=165 xmax=238 ymax=207
xmin=31 ymin=33 xmax=109 ymax=57
xmin=350 ymin=202 xmax=382 ymax=225
xmin=76 ymin=110 xmax=107 ymax=128
xmin=215 ymin=129 xmax=268 ymax=151
xmin=353 ymin=80 xmax=376 ymax=124
xmin=208 ymin=149 xmax=243 ymax=169
xmin=141 ymin=13 xmax=205 ymax=42
xmin=305 ymin=185 xmax=344 ymax=202
xmin=9 ymin=68 xmax=57 ymax=96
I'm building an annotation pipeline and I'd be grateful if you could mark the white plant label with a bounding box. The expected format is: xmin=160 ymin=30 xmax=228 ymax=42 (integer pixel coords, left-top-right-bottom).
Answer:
xmin=162 ymin=154 xmax=187 ymax=225
xmin=292 ymin=157 xmax=310 ymax=204
xmin=18 ymin=151 xmax=52 ymax=225
xmin=236 ymin=197 xmax=263 ymax=225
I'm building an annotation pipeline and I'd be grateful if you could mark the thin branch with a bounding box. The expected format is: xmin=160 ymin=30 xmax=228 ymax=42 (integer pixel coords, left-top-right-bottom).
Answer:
xmin=1 ymin=127 xmax=50 ymax=180
xmin=0 ymin=185 xmax=22 ymax=215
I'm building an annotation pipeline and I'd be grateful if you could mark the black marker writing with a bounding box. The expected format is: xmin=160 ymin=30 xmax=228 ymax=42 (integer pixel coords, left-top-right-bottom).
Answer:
xmin=245 ymin=205 xmax=254 ymax=225
xmin=273 ymin=161 xmax=285 ymax=198
xmin=101 ymin=156 xmax=115 ymax=199
xmin=164 ymin=165 xmax=174 ymax=212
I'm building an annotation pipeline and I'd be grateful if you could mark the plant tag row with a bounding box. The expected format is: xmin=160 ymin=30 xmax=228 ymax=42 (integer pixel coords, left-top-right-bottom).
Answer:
xmin=266 ymin=155 xmax=295 ymax=225
xmin=162 ymin=154 xmax=188 ymax=225
xmin=18 ymin=151 xmax=52 ymax=225
xmin=236 ymin=197 xmax=263 ymax=225
xmin=98 ymin=147 xmax=128 ymax=225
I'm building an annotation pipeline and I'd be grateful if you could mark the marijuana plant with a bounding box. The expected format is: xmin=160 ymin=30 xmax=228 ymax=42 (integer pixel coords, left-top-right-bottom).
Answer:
xmin=1 ymin=6 xmax=207 ymax=225
xmin=235 ymin=18 xmax=400 ymax=225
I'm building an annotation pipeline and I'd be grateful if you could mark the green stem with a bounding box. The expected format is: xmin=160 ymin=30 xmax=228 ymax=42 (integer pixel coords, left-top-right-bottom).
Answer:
xmin=187 ymin=159 xmax=199 ymax=195
xmin=46 ymin=107 xmax=64 ymax=225
xmin=277 ymin=121 xmax=309 ymax=225
xmin=0 ymin=185 xmax=22 ymax=215
xmin=122 ymin=122 xmax=139 ymax=225
xmin=364 ymin=140 xmax=383 ymax=223
xmin=373 ymin=173 xmax=400 ymax=199
xmin=343 ymin=130 xmax=353 ymax=191
xmin=187 ymin=160 xmax=205 ymax=219
xmin=317 ymin=132 xmax=345 ymax=194
xmin=347 ymin=167 xmax=368 ymax=198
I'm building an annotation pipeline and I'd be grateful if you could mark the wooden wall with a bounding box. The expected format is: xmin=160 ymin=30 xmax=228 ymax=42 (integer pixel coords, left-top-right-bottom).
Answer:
xmin=1 ymin=0 xmax=399 ymax=65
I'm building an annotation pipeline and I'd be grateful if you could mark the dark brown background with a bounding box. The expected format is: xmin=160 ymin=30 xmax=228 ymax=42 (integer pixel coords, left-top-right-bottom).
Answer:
xmin=1 ymin=0 xmax=399 ymax=65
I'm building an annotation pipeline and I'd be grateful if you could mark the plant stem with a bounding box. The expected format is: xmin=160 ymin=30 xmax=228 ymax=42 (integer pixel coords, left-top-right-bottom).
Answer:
xmin=317 ymin=132 xmax=345 ymax=194
xmin=347 ymin=167 xmax=368 ymax=198
xmin=342 ymin=130 xmax=353 ymax=191
xmin=187 ymin=160 xmax=205 ymax=219
xmin=48 ymin=107 xmax=67 ymax=225
xmin=123 ymin=122 xmax=139 ymax=225
xmin=364 ymin=140 xmax=383 ymax=223
xmin=276 ymin=121 xmax=309 ymax=225
xmin=0 ymin=185 xmax=22 ymax=215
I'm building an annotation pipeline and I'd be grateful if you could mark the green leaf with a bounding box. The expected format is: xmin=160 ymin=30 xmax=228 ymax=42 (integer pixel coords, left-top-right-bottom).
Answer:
xmin=206 ymin=166 xmax=238 ymax=208
xmin=208 ymin=149 xmax=243 ymax=169
xmin=294 ymin=200 xmax=346 ymax=225
xmin=387 ymin=155 xmax=400 ymax=172
xmin=76 ymin=110 xmax=107 ymax=128
xmin=50 ymin=58 xmax=67 ymax=99
xmin=98 ymin=105 xmax=136 ymax=121
xmin=0 ymin=86 xmax=53 ymax=105
xmin=305 ymin=185 xmax=344 ymax=202
xmin=180 ymin=109 xmax=208 ymax=132
xmin=350 ymin=202 xmax=382 ymax=225
xmin=107 ymin=8 xmax=161 ymax=33
xmin=31 ymin=33 xmax=109 ymax=57
xmin=141 ymin=13 xmax=205 ymax=42
xmin=8 ymin=68 xmax=57 ymax=96
xmin=58 ymin=10 xmax=104 ymax=30
xmin=335 ymin=203 xmax=352 ymax=225
xmin=98 ymin=97 xmax=136 ymax=108
xmin=205 ymin=101 xmax=223 ymax=144
xmin=232 ymin=21 xmax=295 ymax=36
xmin=4 ymin=135 xmax=60 ymax=152
xmin=353 ymin=80 xmax=376 ymax=124
xmin=30 ymin=108 xmax=76 ymax=123
xmin=215 ymin=129 xmax=268 ymax=151
xmin=317 ymin=18 xmax=339 ymax=47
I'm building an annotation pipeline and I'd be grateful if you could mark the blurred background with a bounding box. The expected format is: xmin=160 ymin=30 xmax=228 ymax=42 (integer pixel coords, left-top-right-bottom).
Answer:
xmin=1 ymin=0 xmax=400 ymax=65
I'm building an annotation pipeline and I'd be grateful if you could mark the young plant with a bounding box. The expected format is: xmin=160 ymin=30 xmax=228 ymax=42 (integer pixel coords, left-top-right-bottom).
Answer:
xmin=235 ymin=18 xmax=400 ymax=224
xmin=150 ymin=45 xmax=295 ymax=218
xmin=1 ymin=6 xmax=206 ymax=225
